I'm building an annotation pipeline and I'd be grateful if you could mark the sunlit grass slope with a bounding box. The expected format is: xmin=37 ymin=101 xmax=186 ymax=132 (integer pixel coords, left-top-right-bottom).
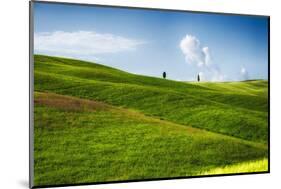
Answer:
xmin=201 ymin=158 xmax=268 ymax=175
xmin=34 ymin=55 xmax=268 ymax=143
xmin=34 ymin=92 xmax=268 ymax=186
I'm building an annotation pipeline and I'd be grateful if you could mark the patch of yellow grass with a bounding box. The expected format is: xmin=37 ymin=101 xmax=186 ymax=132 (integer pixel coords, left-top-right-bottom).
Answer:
xmin=201 ymin=159 xmax=268 ymax=175
xmin=34 ymin=92 xmax=110 ymax=112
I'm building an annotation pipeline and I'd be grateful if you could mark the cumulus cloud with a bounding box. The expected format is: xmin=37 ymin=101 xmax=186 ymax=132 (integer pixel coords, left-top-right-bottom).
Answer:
xmin=198 ymin=69 xmax=226 ymax=82
xmin=241 ymin=67 xmax=249 ymax=80
xmin=34 ymin=31 xmax=145 ymax=58
xmin=179 ymin=35 xmax=210 ymax=67
xmin=180 ymin=34 xmax=225 ymax=81
xmin=202 ymin=47 xmax=211 ymax=66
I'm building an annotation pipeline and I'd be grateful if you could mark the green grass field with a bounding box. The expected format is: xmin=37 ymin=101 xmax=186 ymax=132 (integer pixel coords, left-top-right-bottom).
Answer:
xmin=33 ymin=55 xmax=269 ymax=186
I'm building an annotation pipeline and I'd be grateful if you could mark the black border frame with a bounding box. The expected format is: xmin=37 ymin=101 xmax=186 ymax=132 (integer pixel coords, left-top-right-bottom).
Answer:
xmin=29 ymin=1 xmax=270 ymax=188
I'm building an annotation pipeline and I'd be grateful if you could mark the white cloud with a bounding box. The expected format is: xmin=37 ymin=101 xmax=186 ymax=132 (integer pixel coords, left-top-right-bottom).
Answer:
xmin=202 ymin=47 xmax=211 ymax=66
xmin=197 ymin=70 xmax=226 ymax=82
xmin=179 ymin=35 xmax=210 ymax=67
xmin=34 ymin=31 xmax=145 ymax=58
xmin=241 ymin=67 xmax=249 ymax=80
xmin=180 ymin=34 xmax=225 ymax=82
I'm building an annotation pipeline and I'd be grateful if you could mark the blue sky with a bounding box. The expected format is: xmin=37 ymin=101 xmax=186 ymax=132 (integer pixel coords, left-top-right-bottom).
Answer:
xmin=34 ymin=2 xmax=269 ymax=81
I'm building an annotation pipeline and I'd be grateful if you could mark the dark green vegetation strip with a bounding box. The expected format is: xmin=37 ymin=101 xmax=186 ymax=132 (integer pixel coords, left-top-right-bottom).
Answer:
xmin=34 ymin=92 xmax=267 ymax=186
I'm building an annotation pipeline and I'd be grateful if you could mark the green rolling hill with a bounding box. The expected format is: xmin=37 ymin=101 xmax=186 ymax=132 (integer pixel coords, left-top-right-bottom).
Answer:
xmin=33 ymin=55 xmax=268 ymax=186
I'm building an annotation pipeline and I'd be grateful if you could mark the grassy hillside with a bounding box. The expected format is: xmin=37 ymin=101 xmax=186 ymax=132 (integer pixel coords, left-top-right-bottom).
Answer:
xmin=34 ymin=92 xmax=267 ymax=186
xmin=34 ymin=55 xmax=268 ymax=143
xmin=202 ymin=158 xmax=268 ymax=175
xmin=33 ymin=55 xmax=269 ymax=186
